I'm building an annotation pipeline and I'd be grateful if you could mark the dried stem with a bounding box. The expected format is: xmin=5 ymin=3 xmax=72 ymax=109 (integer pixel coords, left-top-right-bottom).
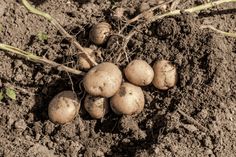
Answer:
xmin=117 ymin=0 xmax=236 ymax=62
xmin=21 ymin=0 xmax=97 ymax=66
xmin=178 ymin=109 xmax=208 ymax=132
xmin=200 ymin=25 xmax=236 ymax=37
xmin=119 ymin=0 xmax=174 ymax=34
xmin=0 ymin=43 xmax=84 ymax=75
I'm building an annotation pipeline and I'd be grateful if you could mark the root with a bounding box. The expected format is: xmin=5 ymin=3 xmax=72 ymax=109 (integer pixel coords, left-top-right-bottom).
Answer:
xmin=118 ymin=0 xmax=236 ymax=62
xmin=200 ymin=25 xmax=236 ymax=37
xmin=177 ymin=109 xmax=208 ymax=132
xmin=118 ymin=0 xmax=174 ymax=34
xmin=21 ymin=0 xmax=97 ymax=66
xmin=0 ymin=43 xmax=84 ymax=76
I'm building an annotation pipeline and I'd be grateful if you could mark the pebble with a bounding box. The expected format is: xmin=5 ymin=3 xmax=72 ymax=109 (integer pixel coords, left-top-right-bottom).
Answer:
xmin=14 ymin=119 xmax=27 ymax=131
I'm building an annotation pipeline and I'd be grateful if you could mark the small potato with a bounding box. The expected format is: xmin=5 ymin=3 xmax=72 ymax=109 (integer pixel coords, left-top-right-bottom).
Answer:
xmin=83 ymin=62 xmax=122 ymax=98
xmin=78 ymin=48 xmax=96 ymax=70
xmin=152 ymin=60 xmax=177 ymax=90
xmin=89 ymin=22 xmax=111 ymax=45
xmin=110 ymin=82 xmax=145 ymax=115
xmin=84 ymin=95 xmax=109 ymax=119
xmin=48 ymin=91 xmax=80 ymax=124
xmin=124 ymin=59 xmax=154 ymax=86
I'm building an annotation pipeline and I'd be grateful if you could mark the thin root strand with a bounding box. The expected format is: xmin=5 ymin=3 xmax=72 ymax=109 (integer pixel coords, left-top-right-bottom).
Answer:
xmin=0 ymin=43 xmax=84 ymax=76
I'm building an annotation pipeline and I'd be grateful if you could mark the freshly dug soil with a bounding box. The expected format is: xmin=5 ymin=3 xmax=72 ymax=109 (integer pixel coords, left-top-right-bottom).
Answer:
xmin=0 ymin=0 xmax=236 ymax=157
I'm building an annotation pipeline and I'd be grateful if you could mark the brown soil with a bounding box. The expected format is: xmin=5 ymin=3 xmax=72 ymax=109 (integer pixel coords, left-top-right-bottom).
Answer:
xmin=0 ymin=0 xmax=236 ymax=157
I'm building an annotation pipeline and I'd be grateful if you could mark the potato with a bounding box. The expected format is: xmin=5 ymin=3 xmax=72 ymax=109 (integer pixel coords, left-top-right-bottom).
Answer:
xmin=124 ymin=59 xmax=154 ymax=86
xmin=84 ymin=94 xmax=109 ymax=119
xmin=83 ymin=62 xmax=122 ymax=97
xmin=89 ymin=22 xmax=111 ymax=45
xmin=78 ymin=48 xmax=96 ymax=70
xmin=152 ymin=60 xmax=177 ymax=90
xmin=110 ymin=82 xmax=145 ymax=115
xmin=48 ymin=91 xmax=80 ymax=124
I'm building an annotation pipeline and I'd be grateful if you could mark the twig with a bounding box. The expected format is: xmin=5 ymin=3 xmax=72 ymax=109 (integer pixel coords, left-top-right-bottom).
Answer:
xmin=21 ymin=0 xmax=97 ymax=66
xmin=200 ymin=25 xmax=236 ymax=37
xmin=117 ymin=0 xmax=236 ymax=62
xmin=0 ymin=43 xmax=84 ymax=75
xmin=119 ymin=0 xmax=174 ymax=34
xmin=177 ymin=109 xmax=208 ymax=132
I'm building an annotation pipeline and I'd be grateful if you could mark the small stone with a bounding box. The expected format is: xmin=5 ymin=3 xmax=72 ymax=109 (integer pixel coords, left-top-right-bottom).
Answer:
xmin=14 ymin=119 xmax=27 ymax=131
xmin=44 ymin=121 xmax=55 ymax=135
xmin=7 ymin=114 xmax=15 ymax=128
xmin=95 ymin=150 xmax=104 ymax=157
xmin=14 ymin=60 xmax=23 ymax=68
xmin=154 ymin=146 xmax=160 ymax=154
xmin=47 ymin=141 xmax=54 ymax=149
xmin=198 ymin=109 xmax=208 ymax=119
xmin=140 ymin=2 xmax=150 ymax=12
xmin=182 ymin=124 xmax=198 ymax=132
xmin=205 ymin=149 xmax=213 ymax=155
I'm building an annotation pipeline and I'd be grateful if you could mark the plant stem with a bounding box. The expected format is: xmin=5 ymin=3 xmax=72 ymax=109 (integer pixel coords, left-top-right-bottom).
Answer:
xmin=178 ymin=109 xmax=208 ymax=132
xmin=201 ymin=25 xmax=236 ymax=37
xmin=21 ymin=0 xmax=97 ymax=66
xmin=151 ymin=0 xmax=236 ymax=23
xmin=0 ymin=43 xmax=84 ymax=75
xmin=116 ymin=0 xmax=236 ymax=63
xmin=119 ymin=0 xmax=174 ymax=34
xmin=21 ymin=0 xmax=52 ymax=21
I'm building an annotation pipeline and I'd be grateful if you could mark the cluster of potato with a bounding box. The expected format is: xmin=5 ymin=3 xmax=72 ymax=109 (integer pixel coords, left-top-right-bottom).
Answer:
xmin=48 ymin=22 xmax=178 ymax=124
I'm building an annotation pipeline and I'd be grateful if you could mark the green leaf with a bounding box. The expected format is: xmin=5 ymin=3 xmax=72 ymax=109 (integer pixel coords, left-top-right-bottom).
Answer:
xmin=0 ymin=90 xmax=4 ymax=101
xmin=6 ymin=88 xmax=16 ymax=100
xmin=37 ymin=32 xmax=48 ymax=41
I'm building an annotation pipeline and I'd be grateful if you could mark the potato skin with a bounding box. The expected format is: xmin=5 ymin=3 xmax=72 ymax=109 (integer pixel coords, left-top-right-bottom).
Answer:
xmin=124 ymin=59 xmax=154 ymax=86
xmin=110 ymin=82 xmax=145 ymax=115
xmin=48 ymin=91 xmax=80 ymax=124
xmin=84 ymin=95 xmax=109 ymax=119
xmin=83 ymin=62 xmax=122 ymax=98
xmin=89 ymin=22 xmax=111 ymax=45
xmin=78 ymin=48 xmax=96 ymax=70
xmin=152 ymin=60 xmax=177 ymax=90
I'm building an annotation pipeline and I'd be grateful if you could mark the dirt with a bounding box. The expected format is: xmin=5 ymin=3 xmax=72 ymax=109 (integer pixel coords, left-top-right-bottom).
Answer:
xmin=0 ymin=0 xmax=236 ymax=157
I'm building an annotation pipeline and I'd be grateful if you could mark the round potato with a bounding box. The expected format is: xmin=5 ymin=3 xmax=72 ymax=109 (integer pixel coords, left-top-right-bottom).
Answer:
xmin=48 ymin=91 xmax=80 ymax=124
xmin=124 ymin=59 xmax=154 ymax=86
xmin=152 ymin=60 xmax=177 ymax=90
xmin=89 ymin=22 xmax=111 ymax=45
xmin=78 ymin=48 xmax=96 ymax=70
xmin=83 ymin=62 xmax=122 ymax=97
xmin=84 ymin=94 xmax=109 ymax=119
xmin=110 ymin=82 xmax=145 ymax=115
